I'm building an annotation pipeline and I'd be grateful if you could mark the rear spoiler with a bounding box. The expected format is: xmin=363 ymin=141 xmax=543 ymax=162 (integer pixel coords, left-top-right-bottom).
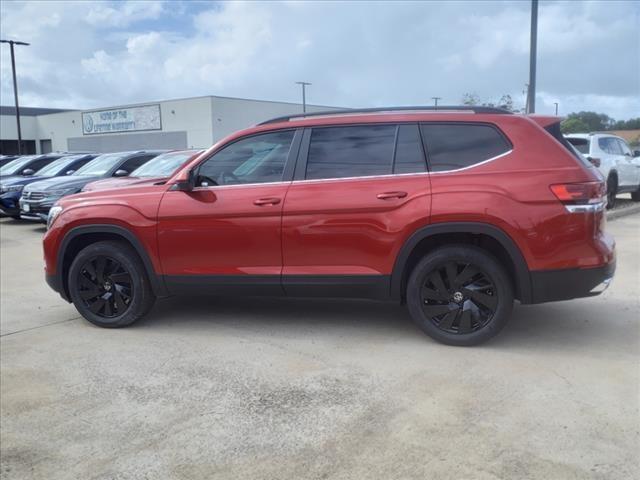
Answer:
xmin=528 ymin=115 xmax=562 ymax=128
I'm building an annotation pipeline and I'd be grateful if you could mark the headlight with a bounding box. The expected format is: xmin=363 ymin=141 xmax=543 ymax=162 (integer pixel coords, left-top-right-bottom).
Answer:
xmin=0 ymin=184 xmax=23 ymax=193
xmin=47 ymin=205 xmax=63 ymax=230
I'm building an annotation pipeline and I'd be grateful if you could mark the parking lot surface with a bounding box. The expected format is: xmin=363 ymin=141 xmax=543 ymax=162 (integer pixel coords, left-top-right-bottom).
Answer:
xmin=1 ymin=216 xmax=639 ymax=480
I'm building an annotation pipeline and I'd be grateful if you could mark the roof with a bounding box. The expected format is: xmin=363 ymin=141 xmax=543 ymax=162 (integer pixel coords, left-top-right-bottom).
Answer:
xmin=0 ymin=106 xmax=71 ymax=116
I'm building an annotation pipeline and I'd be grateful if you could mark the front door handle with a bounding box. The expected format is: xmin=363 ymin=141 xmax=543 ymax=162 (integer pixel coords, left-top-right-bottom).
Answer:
xmin=254 ymin=197 xmax=281 ymax=206
xmin=377 ymin=191 xmax=408 ymax=200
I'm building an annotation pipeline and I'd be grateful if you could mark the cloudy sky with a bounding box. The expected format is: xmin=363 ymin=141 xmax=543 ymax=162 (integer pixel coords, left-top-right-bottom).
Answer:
xmin=1 ymin=0 xmax=638 ymax=119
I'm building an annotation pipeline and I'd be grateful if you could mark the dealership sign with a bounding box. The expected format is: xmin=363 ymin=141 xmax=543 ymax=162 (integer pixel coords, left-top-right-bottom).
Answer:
xmin=82 ymin=104 xmax=162 ymax=135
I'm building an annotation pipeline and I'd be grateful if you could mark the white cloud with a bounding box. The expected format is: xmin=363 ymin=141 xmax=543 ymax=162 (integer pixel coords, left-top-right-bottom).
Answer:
xmin=1 ymin=0 xmax=638 ymax=119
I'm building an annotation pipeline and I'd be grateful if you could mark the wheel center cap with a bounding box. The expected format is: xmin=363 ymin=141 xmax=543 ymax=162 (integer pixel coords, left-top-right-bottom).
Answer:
xmin=103 ymin=281 xmax=112 ymax=291
xmin=452 ymin=291 xmax=464 ymax=303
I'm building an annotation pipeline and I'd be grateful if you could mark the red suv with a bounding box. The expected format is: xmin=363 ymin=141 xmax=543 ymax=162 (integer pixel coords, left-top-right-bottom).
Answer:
xmin=43 ymin=107 xmax=615 ymax=346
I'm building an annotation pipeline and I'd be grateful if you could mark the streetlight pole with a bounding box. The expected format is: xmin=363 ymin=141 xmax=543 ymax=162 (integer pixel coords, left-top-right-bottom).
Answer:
xmin=527 ymin=0 xmax=538 ymax=114
xmin=432 ymin=97 xmax=441 ymax=109
xmin=1 ymin=39 xmax=30 ymax=155
xmin=295 ymin=81 xmax=312 ymax=113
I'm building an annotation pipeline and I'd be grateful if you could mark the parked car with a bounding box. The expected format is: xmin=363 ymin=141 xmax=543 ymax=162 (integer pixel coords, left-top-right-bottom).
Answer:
xmin=565 ymin=133 xmax=640 ymax=208
xmin=20 ymin=150 xmax=165 ymax=222
xmin=0 ymin=154 xmax=97 ymax=219
xmin=43 ymin=106 xmax=615 ymax=346
xmin=0 ymin=155 xmax=20 ymax=168
xmin=82 ymin=149 xmax=203 ymax=192
xmin=0 ymin=153 xmax=70 ymax=180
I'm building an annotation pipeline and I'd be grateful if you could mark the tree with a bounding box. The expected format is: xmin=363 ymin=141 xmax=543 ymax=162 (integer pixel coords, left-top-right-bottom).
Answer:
xmin=561 ymin=117 xmax=590 ymax=134
xmin=610 ymin=118 xmax=640 ymax=130
xmin=462 ymin=93 xmax=480 ymax=106
xmin=564 ymin=111 xmax=612 ymax=132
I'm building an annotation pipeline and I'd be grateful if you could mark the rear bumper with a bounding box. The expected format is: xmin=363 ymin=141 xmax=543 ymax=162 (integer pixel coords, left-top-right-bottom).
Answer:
xmin=529 ymin=260 xmax=616 ymax=304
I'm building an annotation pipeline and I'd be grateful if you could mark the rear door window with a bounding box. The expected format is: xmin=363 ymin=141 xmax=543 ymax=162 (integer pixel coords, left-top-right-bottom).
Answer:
xmin=420 ymin=123 xmax=511 ymax=172
xmin=393 ymin=124 xmax=427 ymax=174
xmin=306 ymin=125 xmax=396 ymax=180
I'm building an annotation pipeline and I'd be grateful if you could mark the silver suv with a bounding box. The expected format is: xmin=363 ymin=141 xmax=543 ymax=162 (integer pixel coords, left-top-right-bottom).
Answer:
xmin=566 ymin=133 xmax=640 ymax=208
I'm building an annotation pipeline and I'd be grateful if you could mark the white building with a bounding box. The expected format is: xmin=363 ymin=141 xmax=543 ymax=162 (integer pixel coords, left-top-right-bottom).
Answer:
xmin=0 ymin=95 xmax=339 ymax=155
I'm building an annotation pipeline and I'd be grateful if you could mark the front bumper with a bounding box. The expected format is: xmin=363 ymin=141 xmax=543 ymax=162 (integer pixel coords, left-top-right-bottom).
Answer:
xmin=529 ymin=260 xmax=616 ymax=304
xmin=19 ymin=198 xmax=54 ymax=223
xmin=0 ymin=196 xmax=20 ymax=216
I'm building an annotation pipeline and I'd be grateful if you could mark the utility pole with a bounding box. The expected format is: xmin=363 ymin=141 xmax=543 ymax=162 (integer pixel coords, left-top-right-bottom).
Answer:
xmin=432 ymin=97 xmax=441 ymax=109
xmin=1 ymin=39 xmax=30 ymax=154
xmin=295 ymin=81 xmax=312 ymax=113
xmin=527 ymin=0 xmax=538 ymax=113
xmin=554 ymin=102 xmax=559 ymax=115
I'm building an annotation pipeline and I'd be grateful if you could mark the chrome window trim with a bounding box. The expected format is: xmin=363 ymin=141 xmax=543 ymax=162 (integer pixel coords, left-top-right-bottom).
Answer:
xmin=188 ymin=149 xmax=513 ymax=189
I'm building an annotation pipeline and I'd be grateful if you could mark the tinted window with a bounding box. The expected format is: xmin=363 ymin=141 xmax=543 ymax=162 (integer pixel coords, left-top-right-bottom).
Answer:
xmin=394 ymin=124 xmax=426 ymax=174
xmin=306 ymin=125 xmax=396 ymax=180
xmin=566 ymin=137 xmax=590 ymax=154
xmin=120 ymin=155 xmax=155 ymax=174
xmin=598 ymin=137 xmax=622 ymax=155
xmin=0 ymin=156 xmax=38 ymax=175
xmin=198 ymin=130 xmax=294 ymax=186
xmin=616 ymin=138 xmax=631 ymax=156
xmin=421 ymin=124 xmax=511 ymax=172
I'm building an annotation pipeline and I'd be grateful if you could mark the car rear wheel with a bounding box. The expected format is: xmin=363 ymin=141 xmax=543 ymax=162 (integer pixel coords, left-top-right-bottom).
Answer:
xmin=406 ymin=245 xmax=513 ymax=346
xmin=68 ymin=241 xmax=155 ymax=328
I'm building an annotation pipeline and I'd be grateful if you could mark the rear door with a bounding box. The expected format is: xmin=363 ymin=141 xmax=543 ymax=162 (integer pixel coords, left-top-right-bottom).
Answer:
xmin=281 ymin=123 xmax=431 ymax=297
xmin=615 ymin=138 xmax=639 ymax=187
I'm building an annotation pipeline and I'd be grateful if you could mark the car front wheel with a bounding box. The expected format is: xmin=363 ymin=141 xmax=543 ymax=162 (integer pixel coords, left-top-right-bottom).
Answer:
xmin=406 ymin=245 xmax=514 ymax=346
xmin=68 ymin=240 xmax=155 ymax=328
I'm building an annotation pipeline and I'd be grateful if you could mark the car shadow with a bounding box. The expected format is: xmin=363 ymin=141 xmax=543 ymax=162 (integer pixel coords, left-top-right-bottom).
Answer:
xmin=134 ymin=294 xmax=637 ymax=351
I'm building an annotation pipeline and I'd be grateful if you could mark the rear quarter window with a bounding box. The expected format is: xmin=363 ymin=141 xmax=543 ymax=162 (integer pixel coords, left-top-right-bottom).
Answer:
xmin=566 ymin=137 xmax=590 ymax=154
xmin=420 ymin=123 xmax=511 ymax=172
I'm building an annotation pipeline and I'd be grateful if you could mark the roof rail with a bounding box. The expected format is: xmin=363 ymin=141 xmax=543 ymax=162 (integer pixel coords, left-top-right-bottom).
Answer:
xmin=258 ymin=105 xmax=512 ymax=125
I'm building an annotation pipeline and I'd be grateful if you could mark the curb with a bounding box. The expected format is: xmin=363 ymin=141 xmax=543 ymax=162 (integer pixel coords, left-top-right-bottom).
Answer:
xmin=607 ymin=203 xmax=640 ymax=221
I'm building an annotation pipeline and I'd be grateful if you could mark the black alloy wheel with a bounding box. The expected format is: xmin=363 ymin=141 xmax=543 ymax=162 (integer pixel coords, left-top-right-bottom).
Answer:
xmin=78 ymin=256 xmax=133 ymax=318
xmin=421 ymin=262 xmax=497 ymax=334
xmin=406 ymin=245 xmax=513 ymax=346
xmin=68 ymin=240 xmax=155 ymax=328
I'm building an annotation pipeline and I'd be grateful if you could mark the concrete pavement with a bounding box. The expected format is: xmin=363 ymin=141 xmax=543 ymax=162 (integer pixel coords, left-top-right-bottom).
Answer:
xmin=1 ymin=215 xmax=639 ymax=480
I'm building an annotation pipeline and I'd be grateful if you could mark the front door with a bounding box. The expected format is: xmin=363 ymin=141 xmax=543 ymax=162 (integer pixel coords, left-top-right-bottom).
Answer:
xmin=157 ymin=129 xmax=299 ymax=295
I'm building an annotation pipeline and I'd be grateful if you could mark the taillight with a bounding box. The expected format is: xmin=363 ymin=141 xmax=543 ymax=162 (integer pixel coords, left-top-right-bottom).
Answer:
xmin=549 ymin=182 xmax=605 ymax=213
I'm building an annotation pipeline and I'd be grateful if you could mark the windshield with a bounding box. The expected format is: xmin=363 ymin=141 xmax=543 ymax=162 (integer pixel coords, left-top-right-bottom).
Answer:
xmin=35 ymin=155 xmax=81 ymax=176
xmin=73 ymin=153 xmax=127 ymax=176
xmin=0 ymin=156 xmax=38 ymax=175
xmin=566 ymin=137 xmax=590 ymax=154
xmin=131 ymin=150 xmax=199 ymax=177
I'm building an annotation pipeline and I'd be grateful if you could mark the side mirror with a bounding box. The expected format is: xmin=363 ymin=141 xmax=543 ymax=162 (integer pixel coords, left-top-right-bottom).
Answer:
xmin=22 ymin=169 xmax=35 ymax=176
xmin=634 ymin=150 xmax=640 ymax=158
xmin=114 ymin=169 xmax=129 ymax=177
xmin=170 ymin=169 xmax=196 ymax=192
xmin=65 ymin=170 xmax=75 ymax=176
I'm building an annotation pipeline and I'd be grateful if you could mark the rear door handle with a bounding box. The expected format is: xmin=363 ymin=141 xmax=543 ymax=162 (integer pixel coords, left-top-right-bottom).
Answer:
xmin=254 ymin=197 xmax=281 ymax=206
xmin=377 ymin=191 xmax=408 ymax=200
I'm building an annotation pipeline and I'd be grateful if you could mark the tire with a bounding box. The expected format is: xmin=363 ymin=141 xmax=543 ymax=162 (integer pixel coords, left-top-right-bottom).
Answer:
xmin=631 ymin=189 xmax=640 ymax=202
xmin=406 ymin=245 xmax=514 ymax=346
xmin=606 ymin=175 xmax=618 ymax=209
xmin=68 ymin=240 xmax=155 ymax=328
